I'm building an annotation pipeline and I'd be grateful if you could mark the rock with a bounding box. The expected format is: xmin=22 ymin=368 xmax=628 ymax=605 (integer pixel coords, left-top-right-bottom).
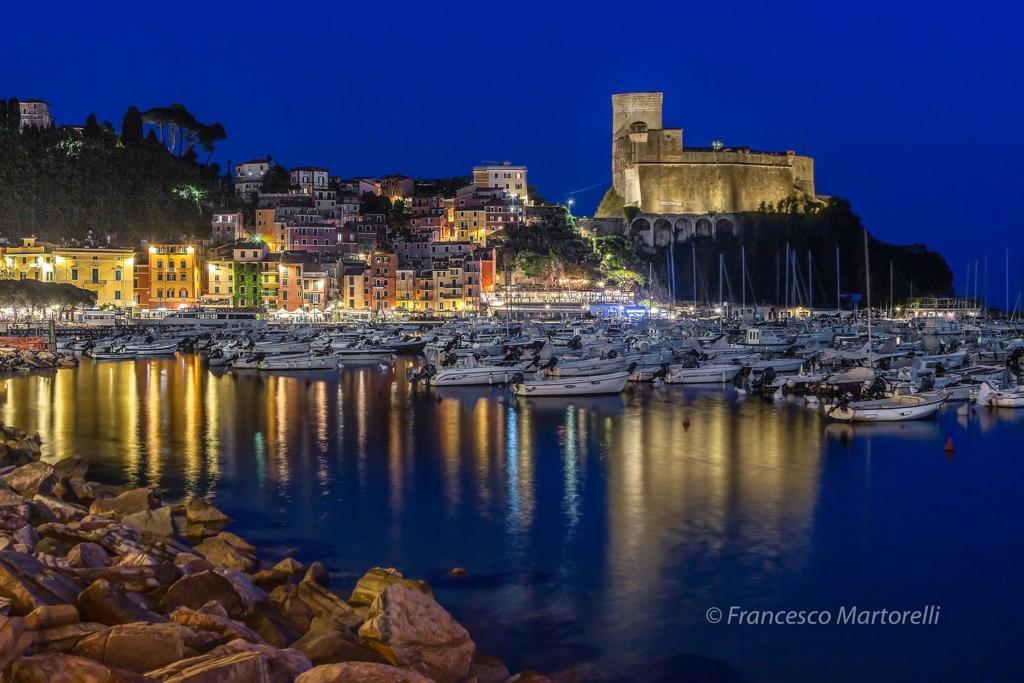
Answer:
xmin=71 ymin=565 xmax=161 ymax=594
xmin=304 ymin=561 xmax=330 ymax=587
xmin=1 ymin=463 xmax=56 ymax=498
xmin=32 ymin=494 xmax=88 ymax=523
xmin=215 ymin=568 xmax=268 ymax=607
xmin=217 ymin=531 xmax=255 ymax=553
xmin=161 ymin=570 xmax=244 ymax=616
xmin=68 ymin=541 xmax=111 ymax=568
xmin=505 ymin=673 xmax=554 ymax=683
xmin=297 ymin=576 xmax=362 ymax=631
xmin=25 ymin=621 xmax=105 ymax=654
xmin=295 ymin=661 xmax=433 ymax=683
xmin=145 ymin=650 xmax=269 ymax=682
xmin=53 ymin=455 xmax=90 ymax=482
xmin=24 ymin=603 xmax=79 ymax=630
xmin=0 ymin=485 xmax=27 ymax=507
xmin=240 ymin=602 xmax=301 ymax=648
xmin=185 ymin=497 xmax=230 ymax=525
xmin=358 ymin=583 xmax=475 ymax=683
xmin=449 ymin=567 xmax=468 ymax=577
xmin=78 ymin=579 xmax=164 ymax=626
xmin=7 ymin=653 xmax=150 ymax=683
xmin=0 ymin=615 xmax=32 ymax=671
xmin=0 ymin=596 xmax=11 ymax=615
xmin=194 ymin=535 xmax=257 ymax=572
xmin=274 ymin=556 xmax=304 ymax=576
xmin=203 ymin=639 xmax=312 ymax=683
xmin=0 ymin=508 xmax=30 ymax=532
xmin=52 ymin=477 xmax=83 ymax=505
xmin=122 ymin=506 xmax=174 ymax=537
xmin=34 ymin=536 xmax=72 ymax=557
xmin=14 ymin=524 xmax=39 ymax=547
xmin=72 ymin=622 xmax=195 ymax=673
xmin=270 ymin=584 xmax=315 ymax=632
xmin=0 ymin=550 xmax=80 ymax=615
xmin=348 ymin=568 xmax=431 ymax=608
xmin=170 ymin=606 xmax=264 ymax=644
xmin=89 ymin=488 xmax=157 ymax=519
xmin=173 ymin=552 xmax=214 ymax=575
xmin=292 ymin=624 xmax=386 ymax=666
xmin=470 ymin=653 xmax=512 ymax=683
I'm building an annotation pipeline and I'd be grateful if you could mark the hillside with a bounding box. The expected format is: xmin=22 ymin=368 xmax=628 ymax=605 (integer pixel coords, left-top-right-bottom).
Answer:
xmin=0 ymin=108 xmax=229 ymax=244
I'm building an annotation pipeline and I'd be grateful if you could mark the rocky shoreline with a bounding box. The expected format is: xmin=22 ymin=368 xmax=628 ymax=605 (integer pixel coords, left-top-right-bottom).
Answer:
xmin=0 ymin=423 xmax=572 ymax=683
xmin=0 ymin=349 xmax=76 ymax=373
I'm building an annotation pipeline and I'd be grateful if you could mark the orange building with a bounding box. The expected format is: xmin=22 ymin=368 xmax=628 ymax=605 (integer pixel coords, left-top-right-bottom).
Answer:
xmin=147 ymin=244 xmax=204 ymax=308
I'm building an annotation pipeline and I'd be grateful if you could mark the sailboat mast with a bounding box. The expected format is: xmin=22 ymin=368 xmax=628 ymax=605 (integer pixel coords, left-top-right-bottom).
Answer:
xmin=742 ymin=245 xmax=747 ymax=318
xmin=836 ymin=245 xmax=841 ymax=314
xmin=864 ymin=229 xmax=872 ymax=360
xmin=808 ymin=251 xmax=813 ymax=312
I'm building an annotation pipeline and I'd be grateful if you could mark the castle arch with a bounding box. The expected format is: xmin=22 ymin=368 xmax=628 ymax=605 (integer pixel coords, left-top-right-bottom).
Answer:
xmin=674 ymin=218 xmax=692 ymax=241
xmin=653 ymin=218 xmax=673 ymax=247
xmin=715 ymin=218 xmax=735 ymax=236
xmin=695 ymin=218 xmax=713 ymax=236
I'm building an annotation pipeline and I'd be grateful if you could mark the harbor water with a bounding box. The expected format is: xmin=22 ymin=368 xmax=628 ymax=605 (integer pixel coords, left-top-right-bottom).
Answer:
xmin=2 ymin=355 xmax=1022 ymax=682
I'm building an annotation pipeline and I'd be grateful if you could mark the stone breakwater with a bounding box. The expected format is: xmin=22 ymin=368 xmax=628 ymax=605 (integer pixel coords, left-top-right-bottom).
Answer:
xmin=0 ymin=423 xmax=573 ymax=683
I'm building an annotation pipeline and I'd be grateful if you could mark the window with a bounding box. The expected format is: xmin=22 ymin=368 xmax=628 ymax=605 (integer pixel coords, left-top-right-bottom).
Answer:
xmin=114 ymin=291 xmax=121 ymax=300
xmin=179 ymin=289 xmax=187 ymax=298
xmin=91 ymin=268 xmax=99 ymax=284
xmin=157 ymin=289 xmax=163 ymax=299
xmin=71 ymin=268 xmax=78 ymax=280
xmin=114 ymin=269 xmax=122 ymax=281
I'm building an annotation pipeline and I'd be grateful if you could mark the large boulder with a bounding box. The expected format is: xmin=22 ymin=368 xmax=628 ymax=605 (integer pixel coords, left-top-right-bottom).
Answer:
xmin=1 ymin=462 xmax=56 ymax=498
xmin=161 ymin=570 xmax=244 ymax=616
xmin=358 ymin=583 xmax=475 ymax=683
xmin=0 ymin=615 xmax=32 ymax=671
xmin=145 ymin=650 xmax=269 ymax=682
xmin=0 ymin=550 xmax=80 ymax=615
xmin=295 ymin=661 xmax=433 ymax=683
xmin=89 ymin=488 xmax=158 ymax=519
xmin=122 ymin=506 xmax=174 ymax=536
xmin=53 ymin=454 xmax=90 ymax=482
xmin=170 ymin=605 xmax=264 ymax=644
xmin=185 ymin=497 xmax=230 ymax=525
xmin=297 ymin=576 xmax=361 ymax=631
xmin=72 ymin=622 xmax=197 ymax=673
xmin=348 ymin=568 xmax=431 ymax=608
xmin=292 ymin=621 xmax=386 ymax=666
xmin=202 ymin=639 xmax=312 ymax=683
xmin=194 ymin=534 xmax=257 ymax=572
xmin=7 ymin=653 xmax=150 ymax=683
xmin=67 ymin=542 xmax=111 ymax=568
xmin=77 ymin=579 xmax=164 ymax=626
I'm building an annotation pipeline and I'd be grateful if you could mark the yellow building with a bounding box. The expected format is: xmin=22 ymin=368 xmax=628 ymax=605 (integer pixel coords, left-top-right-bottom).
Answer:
xmin=2 ymin=238 xmax=135 ymax=308
xmin=203 ymin=258 xmax=234 ymax=306
xmin=148 ymin=244 xmax=204 ymax=308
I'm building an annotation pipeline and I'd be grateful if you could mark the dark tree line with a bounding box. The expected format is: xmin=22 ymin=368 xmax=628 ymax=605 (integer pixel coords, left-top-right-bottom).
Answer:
xmin=0 ymin=280 xmax=97 ymax=318
xmin=0 ymin=101 xmax=235 ymax=244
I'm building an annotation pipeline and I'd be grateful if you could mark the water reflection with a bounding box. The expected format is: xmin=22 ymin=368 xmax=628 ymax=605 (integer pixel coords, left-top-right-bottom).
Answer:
xmin=1 ymin=355 xmax=829 ymax=678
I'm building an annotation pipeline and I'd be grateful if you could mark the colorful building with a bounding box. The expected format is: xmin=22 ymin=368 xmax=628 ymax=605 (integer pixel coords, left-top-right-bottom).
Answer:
xmin=148 ymin=243 xmax=204 ymax=309
xmin=1 ymin=238 xmax=135 ymax=308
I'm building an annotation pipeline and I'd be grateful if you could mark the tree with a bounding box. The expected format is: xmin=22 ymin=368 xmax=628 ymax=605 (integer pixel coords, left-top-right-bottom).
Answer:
xmin=84 ymin=113 xmax=101 ymax=139
xmin=7 ymin=98 xmax=20 ymax=131
xmin=121 ymin=106 xmax=144 ymax=146
xmin=260 ymin=165 xmax=289 ymax=193
xmin=197 ymin=122 xmax=226 ymax=166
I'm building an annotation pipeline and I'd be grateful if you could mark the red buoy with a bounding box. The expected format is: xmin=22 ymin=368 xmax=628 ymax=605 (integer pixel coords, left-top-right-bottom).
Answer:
xmin=944 ymin=437 xmax=954 ymax=453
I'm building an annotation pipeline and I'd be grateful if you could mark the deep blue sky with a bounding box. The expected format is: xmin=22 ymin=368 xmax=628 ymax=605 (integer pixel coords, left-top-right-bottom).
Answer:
xmin=4 ymin=1 xmax=1023 ymax=298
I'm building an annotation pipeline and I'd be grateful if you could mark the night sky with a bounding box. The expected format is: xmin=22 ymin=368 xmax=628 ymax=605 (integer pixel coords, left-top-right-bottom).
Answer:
xmin=4 ymin=1 xmax=1022 ymax=297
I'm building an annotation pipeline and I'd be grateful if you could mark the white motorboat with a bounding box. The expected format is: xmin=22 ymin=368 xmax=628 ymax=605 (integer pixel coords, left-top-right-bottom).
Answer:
xmin=409 ymin=360 xmax=534 ymax=386
xmin=746 ymin=358 xmax=805 ymax=375
xmin=825 ymin=390 xmax=948 ymax=422
xmin=258 ymin=353 xmax=341 ymax=371
xmin=334 ymin=347 xmax=396 ymax=362
xmin=662 ymin=364 xmax=742 ymax=385
xmin=541 ymin=355 xmax=625 ymax=378
xmin=975 ymin=381 xmax=1024 ymax=408
xmin=86 ymin=346 xmax=136 ymax=360
xmin=253 ymin=341 xmax=310 ymax=354
xmin=740 ymin=328 xmax=792 ymax=351
xmin=511 ymin=370 xmax=632 ymax=397
xmin=122 ymin=340 xmax=178 ymax=356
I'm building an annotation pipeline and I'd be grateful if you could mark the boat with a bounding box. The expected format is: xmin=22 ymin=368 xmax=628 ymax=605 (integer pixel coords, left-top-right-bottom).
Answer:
xmin=541 ymin=355 xmax=625 ymax=378
xmin=975 ymin=381 xmax=1024 ymax=408
xmin=258 ymin=353 xmax=341 ymax=371
xmin=662 ymin=364 xmax=742 ymax=385
xmin=409 ymin=361 xmax=534 ymax=386
xmin=121 ymin=340 xmax=178 ymax=356
xmin=824 ymin=390 xmax=948 ymax=422
xmin=86 ymin=346 xmax=136 ymax=360
xmin=510 ymin=369 xmax=632 ymax=397
xmin=252 ymin=341 xmax=310 ymax=354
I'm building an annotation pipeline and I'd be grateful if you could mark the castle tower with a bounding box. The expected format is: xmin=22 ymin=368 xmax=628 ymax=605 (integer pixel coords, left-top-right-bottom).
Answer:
xmin=612 ymin=92 xmax=663 ymax=142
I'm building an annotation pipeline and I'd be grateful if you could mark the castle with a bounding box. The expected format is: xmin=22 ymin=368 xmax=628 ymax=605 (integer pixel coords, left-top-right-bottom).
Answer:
xmin=595 ymin=92 xmax=817 ymax=242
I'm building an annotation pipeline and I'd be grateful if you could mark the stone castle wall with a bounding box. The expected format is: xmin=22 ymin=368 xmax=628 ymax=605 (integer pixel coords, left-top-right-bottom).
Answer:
xmin=599 ymin=92 xmax=816 ymax=217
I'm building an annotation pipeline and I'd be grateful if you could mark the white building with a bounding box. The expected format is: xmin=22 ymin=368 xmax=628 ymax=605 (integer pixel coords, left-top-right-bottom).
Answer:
xmin=235 ymin=158 xmax=272 ymax=199
xmin=19 ymin=100 xmax=54 ymax=130
xmin=473 ymin=161 xmax=528 ymax=203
